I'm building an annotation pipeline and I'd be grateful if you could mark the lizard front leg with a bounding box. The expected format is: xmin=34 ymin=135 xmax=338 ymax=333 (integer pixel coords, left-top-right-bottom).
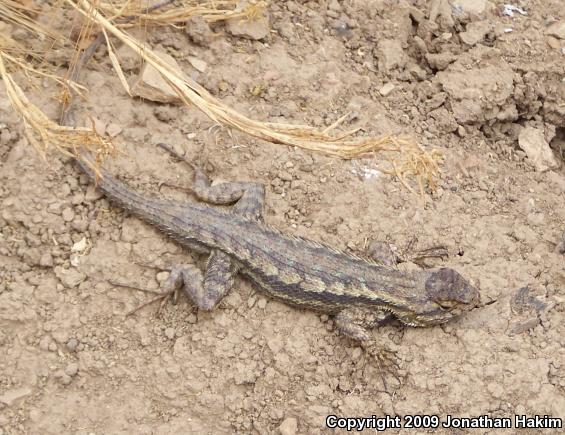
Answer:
xmin=335 ymin=307 xmax=401 ymax=391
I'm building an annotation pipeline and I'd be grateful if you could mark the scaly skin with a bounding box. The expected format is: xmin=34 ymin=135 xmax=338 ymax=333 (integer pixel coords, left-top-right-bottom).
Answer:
xmin=77 ymin=151 xmax=480 ymax=339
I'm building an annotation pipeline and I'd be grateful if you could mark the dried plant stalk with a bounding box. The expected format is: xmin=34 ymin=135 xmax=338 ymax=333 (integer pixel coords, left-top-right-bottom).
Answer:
xmin=0 ymin=53 xmax=114 ymax=174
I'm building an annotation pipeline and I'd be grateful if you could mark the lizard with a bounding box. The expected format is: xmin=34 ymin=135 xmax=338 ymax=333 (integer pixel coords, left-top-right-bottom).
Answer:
xmin=75 ymin=144 xmax=480 ymax=346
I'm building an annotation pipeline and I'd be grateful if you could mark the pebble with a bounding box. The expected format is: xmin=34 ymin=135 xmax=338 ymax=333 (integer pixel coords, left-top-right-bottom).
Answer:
xmin=185 ymin=16 xmax=214 ymax=46
xmin=278 ymin=417 xmax=298 ymax=435
xmin=0 ymin=387 xmax=32 ymax=406
xmin=71 ymin=220 xmax=89 ymax=232
xmin=39 ymin=252 xmax=54 ymax=268
xmin=48 ymin=342 xmax=58 ymax=352
xmin=248 ymin=295 xmax=257 ymax=308
xmin=54 ymin=370 xmax=72 ymax=386
xmin=56 ymin=267 xmax=87 ymax=288
xmin=106 ymin=123 xmax=122 ymax=137
xmin=257 ymin=298 xmax=267 ymax=309
xmin=85 ymin=184 xmax=103 ymax=201
xmin=518 ymin=126 xmax=561 ymax=172
xmin=61 ymin=207 xmax=75 ymax=222
xmin=278 ymin=171 xmax=293 ymax=182
xmin=71 ymin=193 xmax=84 ymax=205
xmin=379 ymin=83 xmax=396 ymax=96
xmin=546 ymin=21 xmax=565 ymax=39
xmin=164 ymin=327 xmax=176 ymax=340
xmin=66 ymin=338 xmax=79 ymax=352
xmin=156 ymin=271 xmax=170 ymax=283
xmin=350 ymin=347 xmax=363 ymax=361
xmin=225 ymin=12 xmax=269 ymax=40
xmin=39 ymin=335 xmax=52 ymax=351
xmin=508 ymin=317 xmax=540 ymax=335
xmin=527 ymin=212 xmax=545 ymax=226
xmin=47 ymin=202 xmax=63 ymax=214
xmin=558 ymin=232 xmax=565 ymax=254
xmin=64 ymin=362 xmax=79 ymax=377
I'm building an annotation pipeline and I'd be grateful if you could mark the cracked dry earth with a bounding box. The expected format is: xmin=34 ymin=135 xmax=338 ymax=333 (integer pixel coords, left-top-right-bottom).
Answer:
xmin=1 ymin=1 xmax=565 ymax=434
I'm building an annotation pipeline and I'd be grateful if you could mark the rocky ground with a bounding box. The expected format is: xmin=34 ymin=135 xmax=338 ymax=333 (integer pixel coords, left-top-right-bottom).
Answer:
xmin=1 ymin=0 xmax=564 ymax=433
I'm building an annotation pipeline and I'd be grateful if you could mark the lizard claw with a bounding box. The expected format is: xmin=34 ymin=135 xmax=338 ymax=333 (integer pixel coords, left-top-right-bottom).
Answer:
xmin=362 ymin=341 xmax=404 ymax=392
xmin=108 ymin=279 xmax=178 ymax=317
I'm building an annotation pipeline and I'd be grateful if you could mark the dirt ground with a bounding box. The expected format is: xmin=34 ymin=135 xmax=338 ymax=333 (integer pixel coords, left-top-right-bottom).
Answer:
xmin=1 ymin=1 xmax=565 ymax=434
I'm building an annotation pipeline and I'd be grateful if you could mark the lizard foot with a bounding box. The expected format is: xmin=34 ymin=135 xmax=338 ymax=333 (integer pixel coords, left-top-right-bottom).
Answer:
xmin=108 ymin=280 xmax=179 ymax=317
xmin=361 ymin=341 xmax=404 ymax=392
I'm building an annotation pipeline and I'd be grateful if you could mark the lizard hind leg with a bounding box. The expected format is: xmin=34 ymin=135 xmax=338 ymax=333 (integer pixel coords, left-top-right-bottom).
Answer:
xmin=124 ymin=259 xmax=237 ymax=314
xmin=125 ymin=144 xmax=266 ymax=313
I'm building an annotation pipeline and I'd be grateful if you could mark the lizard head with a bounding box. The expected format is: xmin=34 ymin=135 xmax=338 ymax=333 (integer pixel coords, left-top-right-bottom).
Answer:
xmin=395 ymin=268 xmax=480 ymax=327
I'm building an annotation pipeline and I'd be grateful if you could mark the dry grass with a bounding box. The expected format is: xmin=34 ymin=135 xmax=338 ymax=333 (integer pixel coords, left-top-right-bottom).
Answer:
xmin=0 ymin=0 xmax=443 ymax=194
xmin=0 ymin=53 xmax=115 ymax=174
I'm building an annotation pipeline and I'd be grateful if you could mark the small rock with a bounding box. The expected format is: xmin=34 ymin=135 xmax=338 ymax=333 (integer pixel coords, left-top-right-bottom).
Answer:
xmin=91 ymin=118 xmax=106 ymax=136
xmin=278 ymin=417 xmax=298 ymax=435
xmin=48 ymin=342 xmax=58 ymax=352
xmin=47 ymin=201 xmax=63 ymax=214
xmin=527 ymin=212 xmax=545 ymax=226
xmin=156 ymin=271 xmax=170 ymax=283
xmin=557 ymin=231 xmax=565 ymax=254
xmin=85 ymin=184 xmax=103 ymax=201
xmin=376 ymin=39 xmax=406 ymax=72
xmin=129 ymin=50 xmax=187 ymax=104
xmin=379 ymin=83 xmax=396 ymax=96
xmin=429 ymin=0 xmax=454 ymax=27
xmin=188 ymin=56 xmax=207 ymax=73
xmin=460 ymin=21 xmax=491 ymax=45
xmin=185 ymin=16 xmax=214 ymax=46
xmin=39 ymin=335 xmax=52 ymax=351
xmin=452 ymin=0 xmax=493 ymax=15
xmin=426 ymin=52 xmax=457 ymax=70
xmin=328 ymin=0 xmax=341 ymax=11
xmin=71 ymin=219 xmax=89 ymax=232
xmin=546 ymin=21 xmax=565 ymax=40
xmin=518 ymin=126 xmax=561 ymax=172
xmin=55 ymin=267 xmax=87 ymax=288
xmin=64 ymin=362 xmax=79 ymax=377
xmin=257 ymin=298 xmax=267 ymax=309
xmin=39 ymin=252 xmax=54 ymax=268
xmin=62 ymin=207 xmax=75 ymax=222
xmin=29 ymin=408 xmax=41 ymax=422
xmin=71 ymin=237 xmax=88 ymax=254
xmin=164 ymin=327 xmax=176 ymax=340
xmin=140 ymin=332 xmax=151 ymax=347
xmin=278 ymin=170 xmax=293 ymax=181
xmin=508 ymin=317 xmax=540 ymax=335
xmin=153 ymin=107 xmax=176 ymax=124
xmin=0 ymin=387 xmax=32 ymax=406
xmin=187 ymin=313 xmax=198 ymax=324
xmin=351 ymin=347 xmax=363 ymax=361
xmin=54 ymin=370 xmax=73 ymax=386
xmin=66 ymin=338 xmax=79 ymax=352
xmin=106 ymin=123 xmax=122 ymax=138
xmin=0 ymin=128 xmax=12 ymax=145
xmin=546 ymin=36 xmax=561 ymax=50
xmin=226 ymin=8 xmax=270 ymax=40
